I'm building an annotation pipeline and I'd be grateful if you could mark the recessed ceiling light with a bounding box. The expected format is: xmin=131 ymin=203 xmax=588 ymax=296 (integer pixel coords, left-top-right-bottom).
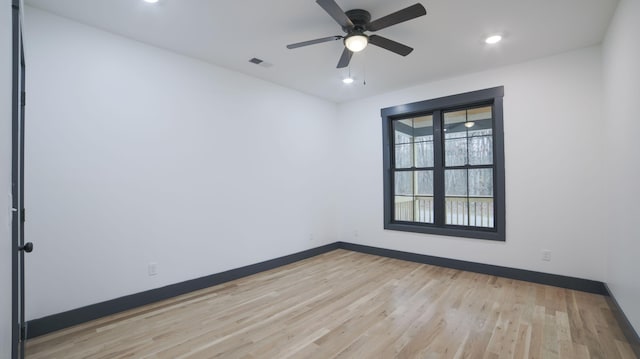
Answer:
xmin=485 ymin=35 xmax=502 ymax=44
xmin=143 ymin=0 xmax=159 ymax=3
xmin=342 ymin=77 xmax=354 ymax=84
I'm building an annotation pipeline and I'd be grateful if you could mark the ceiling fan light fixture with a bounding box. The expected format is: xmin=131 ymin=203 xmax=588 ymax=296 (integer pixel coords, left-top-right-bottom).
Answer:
xmin=344 ymin=34 xmax=368 ymax=52
xmin=342 ymin=77 xmax=354 ymax=84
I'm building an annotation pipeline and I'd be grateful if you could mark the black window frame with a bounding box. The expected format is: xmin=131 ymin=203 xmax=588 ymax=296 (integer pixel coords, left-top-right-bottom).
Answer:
xmin=382 ymin=86 xmax=505 ymax=241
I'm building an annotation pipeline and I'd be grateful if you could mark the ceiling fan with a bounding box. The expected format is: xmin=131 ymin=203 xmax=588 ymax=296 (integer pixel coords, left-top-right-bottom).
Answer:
xmin=287 ymin=0 xmax=427 ymax=68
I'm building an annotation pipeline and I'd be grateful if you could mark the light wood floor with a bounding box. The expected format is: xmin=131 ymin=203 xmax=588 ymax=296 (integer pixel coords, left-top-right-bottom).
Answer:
xmin=27 ymin=249 xmax=637 ymax=359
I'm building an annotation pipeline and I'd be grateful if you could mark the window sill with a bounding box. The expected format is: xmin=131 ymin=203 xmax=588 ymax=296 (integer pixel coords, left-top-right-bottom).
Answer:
xmin=384 ymin=222 xmax=505 ymax=241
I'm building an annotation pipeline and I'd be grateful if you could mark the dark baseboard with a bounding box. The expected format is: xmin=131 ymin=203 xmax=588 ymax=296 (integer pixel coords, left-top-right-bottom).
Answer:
xmin=337 ymin=242 xmax=608 ymax=295
xmin=604 ymin=284 xmax=640 ymax=357
xmin=26 ymin=242 xmax=340 ymax=339
xmin=29 ymin=241 xmax=631 ymax=343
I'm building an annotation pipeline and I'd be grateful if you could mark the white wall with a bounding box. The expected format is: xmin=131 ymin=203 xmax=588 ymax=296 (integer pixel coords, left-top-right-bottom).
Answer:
xmin=336 ymin=46 xmax=606 ymax=281
xmin=603 ymin=0 xmax=640 ymax=334
xmin=23 ymin=7 xmax=338 ymax=320
xmin=1 ymin=1 xmax=14 ymax=357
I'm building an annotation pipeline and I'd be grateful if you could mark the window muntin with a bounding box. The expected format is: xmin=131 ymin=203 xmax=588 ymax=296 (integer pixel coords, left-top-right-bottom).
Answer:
xmin=382 ymin=87 xmax=505 ymax=241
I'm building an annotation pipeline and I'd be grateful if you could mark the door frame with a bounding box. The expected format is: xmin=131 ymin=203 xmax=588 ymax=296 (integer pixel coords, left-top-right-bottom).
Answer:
xmin=11 ymin=0 xmax=26 ymax=357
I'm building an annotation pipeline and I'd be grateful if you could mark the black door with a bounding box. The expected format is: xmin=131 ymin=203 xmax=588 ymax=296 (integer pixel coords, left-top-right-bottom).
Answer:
xmin=12 ymin=0 xmax=32 ymax=358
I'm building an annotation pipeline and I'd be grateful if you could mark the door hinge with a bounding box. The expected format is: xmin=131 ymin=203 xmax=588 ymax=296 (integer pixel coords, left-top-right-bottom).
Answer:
xmin=21 ymin=208 xmax=25 ymax=222
xmin=21 ymin=91 xmax=26 ymax=107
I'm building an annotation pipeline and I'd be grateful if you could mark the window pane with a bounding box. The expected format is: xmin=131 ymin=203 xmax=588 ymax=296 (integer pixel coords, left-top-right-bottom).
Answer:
xmin=393 ymin=116 xmax=433 ymax=169
xmin=445 ymin=169 xmax=495 ymax=227
xmin=444 ymin=106 xmax=493 ymax=166
xmin=468 ymin=131 xmax=493 ymax=165
xmin=395 ymin=144 xmax=413 ymax=168
xmin=413 ymin=116 xmax=433 ymax=168
xmin=393 ymin=171 xmax=434 ymax=223
xmin=394 ymin=196 xmax=414 ymax=221
xmin=445 ymin=169 xmax=468 ymax=225
xmin=415 ymin=138 xmax=434 ymax=168
xmin=394 ymin=171 xmax=434 ymax=223
xmin=394 ymin=119 xmax=413 ymax=144
xmin=394 ymin=171 xmax=412 ymax=196
xmin=413 ymin=116 xmax=433 ymax=132
xmin=394 ymin=116 xmax=433 ymax=138
xmin=415 ymin=171 xmax=433 ymax=196
xmin=415 ymin=170 xmax=433 ymax=224
xmin=444 ymin=136 xmax=467 ymax=167
xmin=445 ymin=169 xmax=467 ymax=197
xmin=469 ymin=168 xmax=493 ymax=197
xmin=469 ymin=168 xmax=494 ymax=228
xmin=468 ymin=198 xmax=494 ymax=228
xmin=414 ymin=196 xmax=434 ymax=223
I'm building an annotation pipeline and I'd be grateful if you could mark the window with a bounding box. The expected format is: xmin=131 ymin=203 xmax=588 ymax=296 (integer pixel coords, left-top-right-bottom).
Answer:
xmin=382 ymin=87 xmax=505 ymax=241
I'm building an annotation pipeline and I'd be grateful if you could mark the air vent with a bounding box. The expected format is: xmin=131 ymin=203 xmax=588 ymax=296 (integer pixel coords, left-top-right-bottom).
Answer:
xmin=248 ymin=57 xmax=273 ymax=68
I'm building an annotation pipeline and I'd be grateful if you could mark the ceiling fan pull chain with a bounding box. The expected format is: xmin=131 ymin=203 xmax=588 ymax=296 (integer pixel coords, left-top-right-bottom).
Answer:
xmin=363 ymin=55 xmax=367 ymax=86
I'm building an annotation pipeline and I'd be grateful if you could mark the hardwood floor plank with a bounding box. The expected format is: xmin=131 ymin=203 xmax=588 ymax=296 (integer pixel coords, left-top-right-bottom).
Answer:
xmin=26 ymin=250 xmax=637 ymax=359
xmin=617 ymin=339 xmax=638 ymax=359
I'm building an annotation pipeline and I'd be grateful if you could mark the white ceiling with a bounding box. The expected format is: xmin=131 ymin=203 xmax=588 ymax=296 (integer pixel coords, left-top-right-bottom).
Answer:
xmin=24 ymin=0 xmax=618 ymax=103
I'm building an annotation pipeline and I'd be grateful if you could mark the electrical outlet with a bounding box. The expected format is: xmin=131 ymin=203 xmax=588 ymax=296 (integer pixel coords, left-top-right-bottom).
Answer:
xmin=148 ymin=262 xmax=158 ymax=276
xmin=541 ymin=250 xmax=552 ymax=262
xmin=309 ymin=233 xmax=314 ymax=241
xmin=353 ymin=230 xmax=359 ymax=237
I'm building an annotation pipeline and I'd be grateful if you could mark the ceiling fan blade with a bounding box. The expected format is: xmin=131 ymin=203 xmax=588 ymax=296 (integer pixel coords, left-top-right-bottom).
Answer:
xmin=336 ymin=47 xmax=353 ymax=68
xmin=369 ymin=35 xmax=413 ymax=56
xmin=316 ymin=0 xmax=354 ymax=29
xmin=368 ymin=3 xmax=426 ymax=32
xmin=287 ymin=36 xmax=343 ymax=49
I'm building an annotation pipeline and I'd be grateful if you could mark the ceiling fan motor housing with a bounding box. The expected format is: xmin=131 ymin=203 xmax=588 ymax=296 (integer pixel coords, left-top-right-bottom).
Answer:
xmin=343 ymin=9 xmax=371 ymax=32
